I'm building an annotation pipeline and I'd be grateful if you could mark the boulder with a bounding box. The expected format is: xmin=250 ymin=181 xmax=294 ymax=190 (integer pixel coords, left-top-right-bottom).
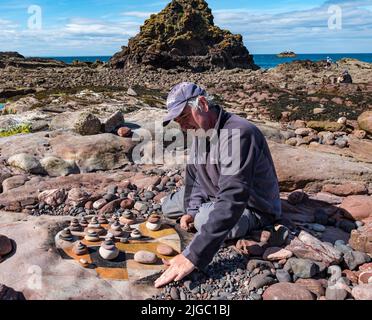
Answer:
xmin=0 ymin=170 xmax=12 ymax=193
xmin=295 ymin=279 xmax=325 ymax=298
xmin=7 ymin=153 xmax=44 ymax=174
xmin=306 ymin=121 xmax=345 ymax=133
xmin=248 ymin=274 xmax=276 ymax=291
xmin=40 ymin=156 xmax=78 ymax=177
xmin=38 ymin=189 xmax=66 ymax=207
xmin=50 ymin=133 xmax=137 ymax=173
xmin=73 ymin=112 xmax=102 ymax=136
xmin=2 ymin=175 xmax=29 ymax=193
xmin=358 ymin=111 xmax=372 ymax=135
xmin=66 ymin=188 xmax=92 ymax=208
xmin=349 ymin=223 xmax=372 ymax=254
xmin=99 ymin=199 xmax=122 ymax=214
xmin=268 ymin=141 xmax=372 ymax=192
xmin=286 ymin=231 xmax=342 ymax=266
xmin=343 ymin=251 xmax=371 ymax=271
xmin=263 ymin=283 xmax=314 ymax=300
xmin=322 ymin=182 xmax=368 ymax=197
xmin=103 ymin=111 xmax=125 ymax=133
xmin=348 ymin=137 xmax=372 ymax=164
xmin=3 ymin=96 xmax=40 ymax=113
xmin=340 ymin=195 xmax=372 ymax=221
xmin=49 ymin=112 xmax=76 ymax=131
xmin=285 ymin=258 xmax=320 ymax=279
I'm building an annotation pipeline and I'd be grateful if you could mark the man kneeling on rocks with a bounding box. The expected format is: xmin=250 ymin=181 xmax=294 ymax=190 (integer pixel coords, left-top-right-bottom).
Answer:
xmin=154 ymin=82 xmax=282 ymax=288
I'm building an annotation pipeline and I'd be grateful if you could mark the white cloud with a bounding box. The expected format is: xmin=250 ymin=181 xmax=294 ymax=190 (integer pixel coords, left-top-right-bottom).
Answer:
xmin=120 ymin=11 xmax=155 ymax=19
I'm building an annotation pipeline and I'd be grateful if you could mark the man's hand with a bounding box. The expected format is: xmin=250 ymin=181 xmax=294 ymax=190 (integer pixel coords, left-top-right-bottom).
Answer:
xmin=180 ymin=214 xmax=194 ymax=231
xmin=154 ymin=254 xmax=195 ymax=288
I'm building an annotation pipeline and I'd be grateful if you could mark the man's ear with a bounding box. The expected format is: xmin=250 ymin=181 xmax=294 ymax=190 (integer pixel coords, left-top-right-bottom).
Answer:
xmin=198 ymin=96 xmax=209 ymax=112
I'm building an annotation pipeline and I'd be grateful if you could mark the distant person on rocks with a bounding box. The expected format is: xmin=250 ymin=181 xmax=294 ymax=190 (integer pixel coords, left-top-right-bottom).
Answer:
xmin=339 ymin=69 xmax=353 ymax=84
xmin=326 ymin=56 xmax=332 ymax=69
xmin=155 ymin=82 xmax=282 ymax=288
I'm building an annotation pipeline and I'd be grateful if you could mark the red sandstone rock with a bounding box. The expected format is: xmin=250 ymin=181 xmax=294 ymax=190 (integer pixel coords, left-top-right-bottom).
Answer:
xmin=358 ymin=271 xmax=372 ymax=284
xmin=349 ymin=223 xmax=372 ymax=254
xmin=66 ymin=188 xmax=92 ymax=208
xmin=84 ymin=201 xmax=94 ymax=210
xmin=157 ymin=244 xmax=175 ymax=256
xmin=263 ymin=247 xmax=293 ymax=261
xmin=120 ymin=198 xmax=134 ymax=209
xmin=286 ymin=231 xmax=342 ymax=266
xmin=38 ymin=189 xmax=66 ymax=207
xmin=342 ymin=269 xmax=359 ymax=284
xmin=322 ymin=182 xmax=368 ymax=197
xmin=263 ymin=283 xmax=315 ymax=300
xmin=99 ymin=199 xmax=122 ymax=214
xmin=340 ymin=195 xmax=372 ymax=221
xmin=295 ymin=278 xmax=325 ymax=298
xmin=359 ymin=263 xmax=372 ymax=272
xmin=117 ymin=127 xmax=132 ymax=138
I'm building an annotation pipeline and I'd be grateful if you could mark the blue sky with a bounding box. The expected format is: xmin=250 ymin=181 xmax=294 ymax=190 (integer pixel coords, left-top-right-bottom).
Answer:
xmin=0 ymin=0 xmax=371 ymax=56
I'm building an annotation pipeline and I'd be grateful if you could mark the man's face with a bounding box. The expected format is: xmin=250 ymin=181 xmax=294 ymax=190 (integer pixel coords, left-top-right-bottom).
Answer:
xmin=174 ymin=97 xmax=211 ymax=132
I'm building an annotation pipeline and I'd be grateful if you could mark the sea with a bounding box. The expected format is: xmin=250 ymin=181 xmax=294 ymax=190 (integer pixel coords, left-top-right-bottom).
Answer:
xmin=46 ymin=53 xmax=372 ymax=70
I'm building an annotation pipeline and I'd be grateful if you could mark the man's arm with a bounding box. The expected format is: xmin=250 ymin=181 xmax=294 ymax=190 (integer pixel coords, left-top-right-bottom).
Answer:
xmin=183 ymin=129 xmax=259 ymax=269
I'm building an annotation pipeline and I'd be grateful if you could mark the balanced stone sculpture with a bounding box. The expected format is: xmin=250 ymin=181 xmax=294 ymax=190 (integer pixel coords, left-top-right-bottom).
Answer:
xmin=99 ymin=239 xmax=119 ymax=260
xmin=86 ymin=216 xmax=105 ymax=235
xmin=84 ymin=229 xmax=100 ymax=242
xmin=109 ymin=214 xmax=119 ymax=224
xmin=98 ymin=215 xmax=108 ymax=225
xmin=69 ymin=218 xmax=82 ymax=232
xmin=120 ymin=210 xmax=136 ymax=225
xmin=80 ymin=217 xmax=89 ymax=228
xmin=73 ymin=241 xmax=88 ymax=256
xmin=122 ymin=224 xmax=132 ymax=233
xmin=59 ymin=228 xmax=73 ymax=241
xmin=109 ymin=221 xmax=124 ymax=237
xmin=130 ymin=229 xmax=142 ymax=239
xmin=146 ymin=214 xmax=162 ymax=231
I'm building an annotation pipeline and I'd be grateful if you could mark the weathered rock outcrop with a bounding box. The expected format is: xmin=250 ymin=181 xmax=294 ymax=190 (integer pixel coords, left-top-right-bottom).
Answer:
xmin=0 ymin=51 xmax=66 ymax=69
xmin=109 ymin=0 xmax=258 ymax=71
xmin=268 ymin=141 xmax=372 ymax=191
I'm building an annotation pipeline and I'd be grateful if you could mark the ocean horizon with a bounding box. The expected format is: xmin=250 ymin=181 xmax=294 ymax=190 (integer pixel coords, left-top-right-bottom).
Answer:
xmin=40 ymin=53 xmax=372 ymax=69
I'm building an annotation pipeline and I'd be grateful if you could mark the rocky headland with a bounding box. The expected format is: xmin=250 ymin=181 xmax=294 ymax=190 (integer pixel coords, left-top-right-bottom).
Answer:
xmin=0 ymin=0 xmax=372 ymax=301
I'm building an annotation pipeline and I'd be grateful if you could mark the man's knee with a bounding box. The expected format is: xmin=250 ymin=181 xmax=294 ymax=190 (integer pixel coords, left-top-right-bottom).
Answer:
xmin=162 ymin=187 xmax=185 ymax=219
xmin=194 ymin=203 xmax=214 ymax=231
